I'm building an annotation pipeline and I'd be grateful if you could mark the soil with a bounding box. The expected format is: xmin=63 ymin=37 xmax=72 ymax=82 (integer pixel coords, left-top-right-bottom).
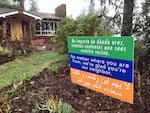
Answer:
xmin=0 ymin=66 xmax=150 ymax=113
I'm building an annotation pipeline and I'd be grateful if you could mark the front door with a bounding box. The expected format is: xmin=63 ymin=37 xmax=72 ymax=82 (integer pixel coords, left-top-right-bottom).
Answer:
xmin=10 ymin=18 xmax=23 ymax=41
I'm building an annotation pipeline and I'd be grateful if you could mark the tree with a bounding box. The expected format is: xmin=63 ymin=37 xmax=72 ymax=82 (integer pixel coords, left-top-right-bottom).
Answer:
xmin=93 ymin=0 xmax=124 ymax=35
xmin=28 ymin=0 xmax=39 ymax=11
xmin=0 ymin=0 xmax=11 ymax=8
xmin=142 ymin=0 xmax=150 ymax=48
xmin=56 ymin=14 xmax=112 ymax=54
xmin=121 ymin=0 xmax=134 ymax=36
xmin=0 ymin=0 xmax=25 ymax=9
xmin=78 ymin=8 xmax=87 ymax=17
xmin=13 ymin=0 xmax=25 ymax=9
xmin=88 ymin=0 xmax=95 ymax=13
xmin=134 ymin=40 xmax=148 ymax=71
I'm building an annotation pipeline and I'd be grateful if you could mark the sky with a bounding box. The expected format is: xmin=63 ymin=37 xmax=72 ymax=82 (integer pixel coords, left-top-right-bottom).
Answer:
xmin=25 ymin=0 xmax=90 ymax=18
xmin=25 ymin=0 xmax=147 ymax=18
xmin=25 ymin=0 xmax=104 ymax=18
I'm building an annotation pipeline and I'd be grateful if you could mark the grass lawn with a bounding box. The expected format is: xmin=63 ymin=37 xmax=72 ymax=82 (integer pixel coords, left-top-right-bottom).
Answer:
xmin=0 ymin=51 xmax=67 ymax=89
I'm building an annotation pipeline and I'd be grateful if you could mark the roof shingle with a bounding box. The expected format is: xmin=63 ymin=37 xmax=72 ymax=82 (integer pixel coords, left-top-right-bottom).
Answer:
xmin=0 ymin=8 xmax=61 ymax=20
xmin=0 ymin=8 xmax=16 ymax=14
xmin=29 ymin=11 xmax=61 ymax=20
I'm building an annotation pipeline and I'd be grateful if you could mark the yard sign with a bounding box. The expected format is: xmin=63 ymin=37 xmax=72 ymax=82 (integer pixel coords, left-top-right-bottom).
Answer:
xmin=68 ymin=36 xmax=134 ymax=104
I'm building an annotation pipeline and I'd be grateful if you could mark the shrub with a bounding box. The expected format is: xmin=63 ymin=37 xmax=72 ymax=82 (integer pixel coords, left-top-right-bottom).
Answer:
xmin=56 ymin=13 xmax=112 ymax=54
xmin=36 ymin=98 xmax=73 ymax=113
xmin=0 ymin=46 xmax=13 ymax=57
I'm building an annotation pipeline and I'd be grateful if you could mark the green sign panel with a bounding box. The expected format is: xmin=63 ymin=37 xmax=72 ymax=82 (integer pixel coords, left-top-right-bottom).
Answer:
xmin=68 ymin=36 xmax=134 ymax=61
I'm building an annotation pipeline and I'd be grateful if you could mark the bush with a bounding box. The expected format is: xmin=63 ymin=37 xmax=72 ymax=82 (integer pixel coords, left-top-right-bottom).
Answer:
xmin=36 ymin=98 xmax=74 ymax=113
xmin=0 ymin=46 xmax=13 ymax=57
xmin=56 ymin=13 xmax=112 ymax=54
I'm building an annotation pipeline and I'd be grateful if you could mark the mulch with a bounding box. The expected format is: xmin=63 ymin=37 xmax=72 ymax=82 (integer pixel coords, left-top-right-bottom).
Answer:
xmin=0 ymin=67 xmax=150 ymax=113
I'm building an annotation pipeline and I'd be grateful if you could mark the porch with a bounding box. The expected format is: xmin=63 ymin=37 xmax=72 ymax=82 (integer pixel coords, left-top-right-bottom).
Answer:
xmin=0 ymin=8 xmax=42 ymax=47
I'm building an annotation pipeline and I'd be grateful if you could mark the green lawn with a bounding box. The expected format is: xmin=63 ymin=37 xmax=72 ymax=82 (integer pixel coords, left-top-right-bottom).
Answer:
xmin=0 ymin=51 xmax=67 ymax=89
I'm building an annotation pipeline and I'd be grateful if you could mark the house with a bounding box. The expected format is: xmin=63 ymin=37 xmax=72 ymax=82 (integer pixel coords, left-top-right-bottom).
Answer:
xmin=0 ymin=4 xmax=66 ymax=47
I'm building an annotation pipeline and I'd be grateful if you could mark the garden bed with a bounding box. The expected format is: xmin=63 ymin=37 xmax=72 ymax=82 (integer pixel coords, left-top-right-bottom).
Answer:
xmin=0 ymin=65 xmax=150 ymax=113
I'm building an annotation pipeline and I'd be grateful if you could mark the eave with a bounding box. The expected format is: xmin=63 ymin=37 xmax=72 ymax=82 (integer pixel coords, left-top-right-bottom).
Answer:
xmin=0 ymin=10 xmax=42 ymax=20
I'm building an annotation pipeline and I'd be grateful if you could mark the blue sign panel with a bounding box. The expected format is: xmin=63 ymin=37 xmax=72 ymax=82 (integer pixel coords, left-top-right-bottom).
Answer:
xmin=69 ymin=53 xmax=133 ymax=83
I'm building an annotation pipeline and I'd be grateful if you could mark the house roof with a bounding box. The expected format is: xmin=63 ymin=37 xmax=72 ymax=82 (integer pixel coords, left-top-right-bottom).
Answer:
xmin=0 ymin=8 xmax=61 ymax=20
xmin=0 ymin=8 xmax=42 ymax=19
xmin=0 ymin=8 xmax=16 ymax=14
xmin=29 ymin=11 xmax=62 ymax=20
xmin=0 ymin=8 xmax=18 ymax=18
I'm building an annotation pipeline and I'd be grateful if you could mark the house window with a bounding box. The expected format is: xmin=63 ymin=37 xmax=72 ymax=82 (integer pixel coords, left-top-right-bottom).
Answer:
xmin=35 ymin=20 xmax=58 ymax=36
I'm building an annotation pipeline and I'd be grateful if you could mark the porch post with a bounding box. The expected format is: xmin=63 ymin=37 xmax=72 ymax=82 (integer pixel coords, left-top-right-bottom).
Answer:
xmin=29 ymin=19 xmax=36 ymax=40
xmin=53 ymin=21 xmax=55 ymax=35
xmin=2 ymin=19 xmax=7 ymax=39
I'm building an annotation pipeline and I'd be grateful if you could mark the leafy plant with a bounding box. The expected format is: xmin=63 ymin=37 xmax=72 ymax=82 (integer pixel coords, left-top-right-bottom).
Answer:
xmin=6 ymin=83 xmax=21 ymax=94
xmin=47 ymin=65 xmax=59 ymax=74
xmin=0 ymin=46 xmax=13 ymax=56
xmin=58 ymin=100 xmax=73 ymax=113
xmin=47 ymin=60 xmax=68 ymax=75
xmin=50 ymin=38 xmax=57 ymax=44
xmin=14 ymin=50 xmax=23 ymax=56
xmin=35 ymin=97 xmax=73 ymax=113
xmin=36 ymin=99 xmax=55 ymax=112
xmin=0 ymin=98 xmax=11 ymax=113
xmin=35 ymin=97 xmax=58 ymax=113
xmin=12 ymin=84 xmax=19 ymax=92
xmin=56 ymin=13 xmax=112 ymax=54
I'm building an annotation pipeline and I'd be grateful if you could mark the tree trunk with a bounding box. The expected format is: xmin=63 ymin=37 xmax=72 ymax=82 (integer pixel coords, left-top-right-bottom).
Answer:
xmin=20 ymin=0 xmax=24 ymax=9
xmin=121 ymin=0 xmax=134 ymax=36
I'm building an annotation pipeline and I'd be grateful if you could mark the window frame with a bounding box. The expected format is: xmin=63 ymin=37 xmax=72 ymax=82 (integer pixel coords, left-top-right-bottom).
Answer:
xmin=35 ymin=19 xmax=58 ymax=36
